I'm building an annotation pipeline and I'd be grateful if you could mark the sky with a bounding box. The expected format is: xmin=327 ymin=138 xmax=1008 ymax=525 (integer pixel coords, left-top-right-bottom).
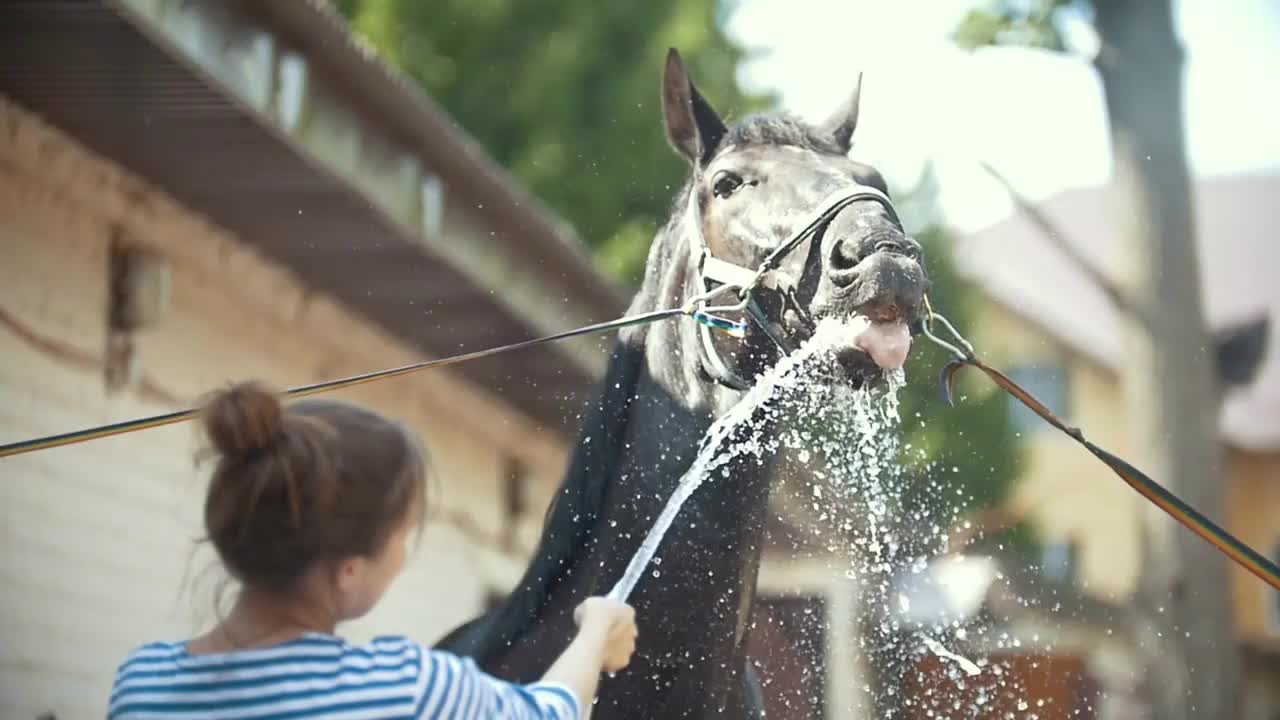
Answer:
xmin=726 ymin=0 xmax=1280 ymax=232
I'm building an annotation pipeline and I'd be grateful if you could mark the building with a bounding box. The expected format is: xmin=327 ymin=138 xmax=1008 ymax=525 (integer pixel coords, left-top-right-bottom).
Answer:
xmin=949 ymin=171 xmax=1280 ymax=718
xmin=0 ymin=1 xmax=626 ymax=716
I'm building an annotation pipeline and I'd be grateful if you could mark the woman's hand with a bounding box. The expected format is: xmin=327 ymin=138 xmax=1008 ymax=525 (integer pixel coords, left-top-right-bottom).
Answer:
xmin=540 ymin=596 xmax=639 ymax=711
xmin=574 ymin=597 xmax=638 ymax=672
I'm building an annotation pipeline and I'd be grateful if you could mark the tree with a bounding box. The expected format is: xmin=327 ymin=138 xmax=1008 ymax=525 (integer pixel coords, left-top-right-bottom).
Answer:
xmin=334 ymin=0 xmax=771 ymax=285
xmin=954 ymin=2 xmax=1236 ymax=718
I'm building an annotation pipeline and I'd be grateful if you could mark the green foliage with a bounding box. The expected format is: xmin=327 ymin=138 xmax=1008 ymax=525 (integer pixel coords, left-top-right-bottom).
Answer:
xmin=896 ymin=230 xmax=1021 ymax=509
xmin=334 ymin=0 xmax=772 ymax=286
xmin=953 ymin=0 xmax=1074 ymax=52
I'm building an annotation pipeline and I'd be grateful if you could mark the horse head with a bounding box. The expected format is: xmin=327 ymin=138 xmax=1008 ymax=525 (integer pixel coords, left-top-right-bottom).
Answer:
xmin=651 ymin=48 xmax=929 ymax=408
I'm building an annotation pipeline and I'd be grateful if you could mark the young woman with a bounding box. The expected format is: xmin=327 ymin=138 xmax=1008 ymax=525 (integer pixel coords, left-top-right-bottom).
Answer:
xmin=108 ymin=381 xmax=637 ymax=719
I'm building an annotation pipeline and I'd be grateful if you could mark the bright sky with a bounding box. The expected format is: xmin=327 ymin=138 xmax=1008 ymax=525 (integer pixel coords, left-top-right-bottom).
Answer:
xmin=726 ymin=0 xmax=1280 ymax=232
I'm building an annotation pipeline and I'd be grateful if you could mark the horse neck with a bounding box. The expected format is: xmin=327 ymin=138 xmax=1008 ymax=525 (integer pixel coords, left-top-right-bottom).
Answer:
xmin=442 ymin=213 xmax=776 ymax=686
xmin=581 ymin=221 xmax=777 ymax=647
xmin=554 ymin=256 xmax=779 ymax=716
xmin=580 ymin=218 xmax=732 ymax=526
xmin=543 ymin=212 xmax=771 ymax=588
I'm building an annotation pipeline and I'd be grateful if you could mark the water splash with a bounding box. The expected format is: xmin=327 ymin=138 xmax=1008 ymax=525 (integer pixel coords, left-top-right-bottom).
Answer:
xmin=606 ymin=316 xmax=1033 ymax=717
xmin=751 ymin=322 xmax=1016 ymax=717
xmin=920 ymin=634 xmax=982 ymax=677
xmin=608 ymin=317 xmax=858 ymax=602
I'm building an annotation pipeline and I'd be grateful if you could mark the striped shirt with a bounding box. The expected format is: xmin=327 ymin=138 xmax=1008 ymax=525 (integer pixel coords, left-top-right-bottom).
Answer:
xmin=107 ymin=633 xmax=580 ymax=720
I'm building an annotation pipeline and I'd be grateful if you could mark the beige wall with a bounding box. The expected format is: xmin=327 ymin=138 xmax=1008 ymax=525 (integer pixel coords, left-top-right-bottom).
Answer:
xmin=968 ymin=300 xmax=1143 ymax=598
xmin=1228 ymin=448 xmax=1280 ymax=644
xmin=0 ymin=96 xmax=572 ymax=718
xmin=973 ymin=297 xmax=1280 ymax=630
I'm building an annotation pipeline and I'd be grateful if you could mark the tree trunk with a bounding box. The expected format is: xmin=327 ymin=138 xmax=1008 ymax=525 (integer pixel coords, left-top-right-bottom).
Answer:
xmin=1093 ymin=1 xmax=1238 ymax=718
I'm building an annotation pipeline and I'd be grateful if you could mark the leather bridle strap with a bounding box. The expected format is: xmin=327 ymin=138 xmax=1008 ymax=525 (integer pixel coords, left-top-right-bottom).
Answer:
xmin=689 ymin=184 xmax=899 ymax=390
xmin=755 ymin=185 xmax=898 ymax=281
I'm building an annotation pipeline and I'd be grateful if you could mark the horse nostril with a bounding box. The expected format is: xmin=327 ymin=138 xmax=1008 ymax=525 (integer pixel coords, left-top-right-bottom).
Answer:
xmin=874 ymin=239 xmax=904 ymax=254
xmin=875 ymin=237 xmax=925 ymax=262
xmin=830 ymin=240 xmax=860 ymax=272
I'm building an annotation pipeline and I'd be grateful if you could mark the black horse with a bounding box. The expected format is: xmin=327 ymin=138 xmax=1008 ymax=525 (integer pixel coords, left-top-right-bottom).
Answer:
xmin=438 ymin=49 xmax=931 ymax=718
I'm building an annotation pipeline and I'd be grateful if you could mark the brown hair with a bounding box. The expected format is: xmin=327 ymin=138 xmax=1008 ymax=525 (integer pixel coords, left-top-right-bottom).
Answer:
xmin=200 ymin=381 xmax=427 ymax=594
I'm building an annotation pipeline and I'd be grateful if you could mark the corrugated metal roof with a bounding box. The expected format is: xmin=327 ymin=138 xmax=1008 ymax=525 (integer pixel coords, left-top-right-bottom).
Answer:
xmin=953 ymin=172 xmax=1280 ymax=451
xmin=0 ymin=0 xmax=626 ymax=436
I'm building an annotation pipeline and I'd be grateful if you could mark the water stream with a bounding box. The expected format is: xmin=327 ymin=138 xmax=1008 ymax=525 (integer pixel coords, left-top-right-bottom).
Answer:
xmin=605 ymin=315 xmax=987 ymax=712
xmin=607 ymin=317 xmax=848 ymax=602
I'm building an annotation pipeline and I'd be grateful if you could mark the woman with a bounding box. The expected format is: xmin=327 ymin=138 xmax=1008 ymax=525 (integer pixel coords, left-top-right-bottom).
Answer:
xmin=108 ymin=381 xmax=637 ymax=719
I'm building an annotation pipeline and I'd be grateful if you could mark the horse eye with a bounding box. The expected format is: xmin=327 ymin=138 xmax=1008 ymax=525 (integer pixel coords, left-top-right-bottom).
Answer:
xmin=712 ymin=172 xmax=744 ymax=198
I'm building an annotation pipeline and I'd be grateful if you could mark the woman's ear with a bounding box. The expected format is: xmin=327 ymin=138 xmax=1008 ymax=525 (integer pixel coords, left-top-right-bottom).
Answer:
xmin=333 ymin=556 xmax=367 ymax=597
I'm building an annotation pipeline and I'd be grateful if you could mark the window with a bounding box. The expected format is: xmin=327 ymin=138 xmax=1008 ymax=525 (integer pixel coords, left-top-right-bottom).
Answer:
xmin=106 ymin=241 xmax=171 ymax=392
xmin=1006 ymin=362 xmax=1070 ymax=434
xmin=1039 ymin=539 xmax=1078 ymax=584
xmin=277 ymin=51 xmax=307 ymax=130
xmin=421 ymin=174 xmax=445 ymax=236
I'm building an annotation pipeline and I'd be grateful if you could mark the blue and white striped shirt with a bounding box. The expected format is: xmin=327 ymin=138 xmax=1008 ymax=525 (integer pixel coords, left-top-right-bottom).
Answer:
xmin=108 ymin=633 xmax=580 ymax=720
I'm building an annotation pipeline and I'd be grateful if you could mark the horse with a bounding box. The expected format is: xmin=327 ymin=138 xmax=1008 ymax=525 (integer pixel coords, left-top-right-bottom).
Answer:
xmin=437 ymin=48 xmax=931 ymax=718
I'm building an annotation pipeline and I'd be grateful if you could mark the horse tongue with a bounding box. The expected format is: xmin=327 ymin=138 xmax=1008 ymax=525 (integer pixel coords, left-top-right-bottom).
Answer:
xmin=850 ymin=317 xmax=912 ymax=370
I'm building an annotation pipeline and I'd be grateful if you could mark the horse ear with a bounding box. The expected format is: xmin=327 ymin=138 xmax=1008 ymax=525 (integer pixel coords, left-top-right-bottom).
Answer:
xmin=819 ymin=72 xmax=862 ymax=154
xmin=661 ymin=48 xmax=727 ymax=165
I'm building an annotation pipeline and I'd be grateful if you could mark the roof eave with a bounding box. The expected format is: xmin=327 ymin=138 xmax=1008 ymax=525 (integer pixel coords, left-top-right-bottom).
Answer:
xmin=108 ymin=0 xmax=627 ymax=377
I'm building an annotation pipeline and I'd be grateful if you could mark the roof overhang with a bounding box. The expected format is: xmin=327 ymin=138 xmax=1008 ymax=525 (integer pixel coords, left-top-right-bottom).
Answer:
xmin=0 ymin=0 xmax=629 ymax=436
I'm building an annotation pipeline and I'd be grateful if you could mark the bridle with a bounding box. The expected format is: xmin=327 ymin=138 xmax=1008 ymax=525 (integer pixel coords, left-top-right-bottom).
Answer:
xmin=683 ymin=183 xmax=902 ymax=391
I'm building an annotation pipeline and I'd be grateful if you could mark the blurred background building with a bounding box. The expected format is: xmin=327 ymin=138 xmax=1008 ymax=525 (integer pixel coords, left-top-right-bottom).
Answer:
xmin=2 ymin=0 xmax=1275 ymax=718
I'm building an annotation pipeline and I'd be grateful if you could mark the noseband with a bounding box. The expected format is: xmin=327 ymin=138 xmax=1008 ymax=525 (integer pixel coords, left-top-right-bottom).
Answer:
xmin=687 ymin=183 xmax=902 ymax=390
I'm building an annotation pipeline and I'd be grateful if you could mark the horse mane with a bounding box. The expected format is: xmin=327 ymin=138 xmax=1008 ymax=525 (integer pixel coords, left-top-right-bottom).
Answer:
xmin=720 ymin=114 xmax=844 ymax=156
xmin=437 ymin=226 xmax=677 ymax=665
xmin=436 ymin=111 xmax=840 ymax=665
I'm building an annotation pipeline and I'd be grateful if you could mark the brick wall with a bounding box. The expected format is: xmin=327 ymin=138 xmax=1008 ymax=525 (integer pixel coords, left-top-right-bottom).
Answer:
xmin=0 ymin=96 xmax=573 ymax=719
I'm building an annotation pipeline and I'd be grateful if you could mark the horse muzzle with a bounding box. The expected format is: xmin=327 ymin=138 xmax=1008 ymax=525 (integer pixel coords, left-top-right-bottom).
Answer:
xmin=815 ymin=247 xmax=929 ymax=373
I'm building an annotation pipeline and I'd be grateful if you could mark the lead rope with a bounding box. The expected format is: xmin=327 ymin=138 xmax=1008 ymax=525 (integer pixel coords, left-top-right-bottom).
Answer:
xmin=0 ymin=294 xmax=750 ymax=459
xmin=921 ymin=296 xmax=1280 ymax=591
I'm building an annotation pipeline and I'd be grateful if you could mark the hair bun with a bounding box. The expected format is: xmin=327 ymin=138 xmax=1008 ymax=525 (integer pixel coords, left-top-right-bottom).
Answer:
xmin=203 ymin=381 xmax=285 ymax=458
